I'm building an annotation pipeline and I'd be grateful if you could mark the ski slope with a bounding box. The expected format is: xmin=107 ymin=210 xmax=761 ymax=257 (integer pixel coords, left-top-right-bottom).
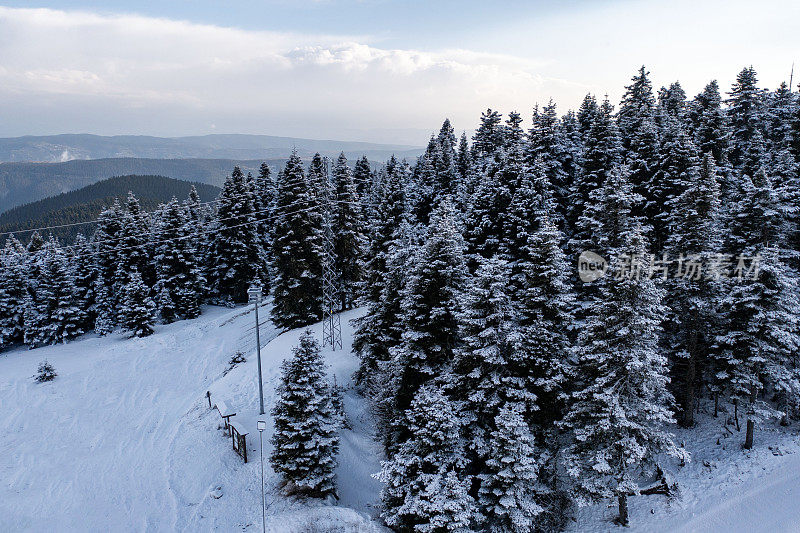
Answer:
xmin=0 ymin=304 xmax=384 ymax=532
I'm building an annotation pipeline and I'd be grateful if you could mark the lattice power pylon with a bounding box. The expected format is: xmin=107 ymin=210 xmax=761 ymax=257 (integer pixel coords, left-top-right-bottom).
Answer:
xmin=321 ymin=157 xmax=342 ymax=350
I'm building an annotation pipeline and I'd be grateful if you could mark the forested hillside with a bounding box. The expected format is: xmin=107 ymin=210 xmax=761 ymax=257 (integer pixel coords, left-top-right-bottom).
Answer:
xmin=0 ymin=175 xmax=220 ymax=242
xmin=0 ymin=157 xmax=274 ymax=213
xmin=1 ymin=65 xmax=799 ymax=531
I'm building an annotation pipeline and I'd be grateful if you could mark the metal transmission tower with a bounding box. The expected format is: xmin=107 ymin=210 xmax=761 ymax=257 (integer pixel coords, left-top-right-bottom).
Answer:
xmin=321 ymin=157 xmax=342 ymax=350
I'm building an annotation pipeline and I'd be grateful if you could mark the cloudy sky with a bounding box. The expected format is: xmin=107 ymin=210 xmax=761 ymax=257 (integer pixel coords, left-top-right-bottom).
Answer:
xmin=0 ymin=1 xmax=797 ymax=144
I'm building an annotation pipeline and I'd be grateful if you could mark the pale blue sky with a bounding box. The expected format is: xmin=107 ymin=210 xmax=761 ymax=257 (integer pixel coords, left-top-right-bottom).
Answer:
xmin=0 ymin=1 xmax=797 ymax=143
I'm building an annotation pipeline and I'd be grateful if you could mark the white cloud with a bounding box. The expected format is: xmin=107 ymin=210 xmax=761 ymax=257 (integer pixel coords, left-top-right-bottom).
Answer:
xmin=0 ymin=6 xmax=583 ymax=139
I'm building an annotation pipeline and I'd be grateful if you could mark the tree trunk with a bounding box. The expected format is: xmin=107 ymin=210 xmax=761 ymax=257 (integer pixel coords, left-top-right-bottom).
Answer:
xmin=618 ymin=494 xmax=629 ymax=527
xmin=734 ymin=400 xmax=740 ymax=431
xmin=681 ymin=337 xmax=697 ymax=427
xmin=744 ymin=418 xmax=755 ymax=449
xmin=713 ymin=391 xmax=719 ymax=418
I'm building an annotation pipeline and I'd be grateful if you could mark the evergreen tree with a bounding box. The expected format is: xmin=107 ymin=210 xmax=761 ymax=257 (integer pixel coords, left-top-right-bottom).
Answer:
xmin=0 ymin=236 xmax=28 ymax=348
xmin=726 ymin=66 xmax=767 ymax=173
xmin=208 ymin=166 xmax=264 ymax=304
xmin=332 ymin=152 xmax=366 ymax=310
xmin=70 ymin=233 xmax=97 ymax=332
xmin=120 ymin=269 xmax=156 ymax=337
xmin=472 ymin=109 xmax=505 ymax=166
xmin=378 ymin=384 xmax=474 ymax=533
xmin=155 ymin=198 xmax=203 ymax=321
xmin=93 ymin=200 xmax=125 ymax=316
xmin=270 ymin=332 xmax=339 ymax=498
xmin=252 ymin=162 xmax=276 ymax=290
xmin=617 ymin=66 xmax=656 ymax=148
xmin=687 ymin=80 xmax=729 ymax=162
xmin=116 ymin=191 xmax=153 ymax=288
xmin=271 ymin=153 xmax=324 ymax=329
xmin=392 ymin=202 xmax=467 ymax=444
xmin=561 ymin=227 xmax=685 ymax=527
xmin=24 ymin=238 xmax=82 ymax=347
xmin=528 ymin=100 xmax=571 ymax=231
xmin=568 ymin=96 xmax=622 ymax=253
xmin=715 ymin=169 xmax=799 ymax=447
xmin=664 ymin=153 xmax=722 ymax=426
xmin=353 ymin=155 xmax=373 ymax=198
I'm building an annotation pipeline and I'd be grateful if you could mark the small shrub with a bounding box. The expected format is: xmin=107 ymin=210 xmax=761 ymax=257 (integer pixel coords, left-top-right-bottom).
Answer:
xmin=35 ymin=361 xmax=57 ymax=383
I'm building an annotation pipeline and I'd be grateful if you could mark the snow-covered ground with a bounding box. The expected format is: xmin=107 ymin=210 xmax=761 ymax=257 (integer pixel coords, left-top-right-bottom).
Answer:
xmin=3 ymin=303 xmax=800 ymax=532
xmin=0 ymin=304 xmax=384 ymax=532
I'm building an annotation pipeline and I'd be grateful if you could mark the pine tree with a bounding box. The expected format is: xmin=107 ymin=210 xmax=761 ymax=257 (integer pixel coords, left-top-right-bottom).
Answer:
xmin=361 ymin=156 xmax=408 ymax=304
xmin=93 ymin=277 xmax=115 ymax=336
xmin=120 ymin=269 xmax=156 ymax=337
xmin=116 ymin=192 xmax=154 ymax=288
xmin=332 ymin=153 xmax=366 ymax=310
xmin=568 ymin=96 xmax=623 ymax=254
xmin=665 ymin=153 xmax=722 ymax=426
xmin=155 ymin=198 xmax=203 ymax=321
xmin=528 ymin=100 xmax=571 ymax=231
xmin=93 ymin=200 xmax=125 ymax=317
xmin=687 ymin=80 xmax=729 ymax=162
xmin=0 ymin=236 xmax=28 ymax=348
xmin=658 ymin=81 xmax=687 ymax=121
xmin=478 ymin=403 xmax=544 ymax=533
xmin=472 ymin=109 xmax=505 ymax=167
xmin=727 ymin=66 xmax=767 ymax=173
xmin=353 ymin=155 xmax=373 ymax=198
xmin=392 ymin=202 xmax=467 ymax=445
xmin=70 ymin=233 xmax=97 ymax=332
xmin=24 ymin=238 xmax=82 ymax=347
xmin=208 ymin=166 xmax=264 ymax=304
xmin=270 ymin=332 xmax=339 ymax=498
xmin=271 ymin=153 xmax=324 ymax=329
xmin=715 ymin=169 xmax=799 ymax=447
xmin=252 ymin=162 xmax=276 ymax=291
xmin=561 ymin=226 xmax=686 ymax=527
xmin=511 ymin=213 xmax=575 ymax=426
xmin=617 ymin=66 xmax=656 ymax=148
xmin=377 ymin=384 xmax=474 ymax=533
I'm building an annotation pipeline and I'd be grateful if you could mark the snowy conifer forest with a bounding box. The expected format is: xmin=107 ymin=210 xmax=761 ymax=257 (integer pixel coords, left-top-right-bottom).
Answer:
xmin=3 ymin=64 xmax=800 ymax=531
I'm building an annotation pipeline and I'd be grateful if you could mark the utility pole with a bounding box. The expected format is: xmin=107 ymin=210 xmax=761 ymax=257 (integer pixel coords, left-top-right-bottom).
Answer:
xmin=248 ymin=284 xmax=265 ymax=415
xmin=257 ymin=420 xmax=267 ymax=533
xmin=321 ymin=157 xmax=342 ymax=350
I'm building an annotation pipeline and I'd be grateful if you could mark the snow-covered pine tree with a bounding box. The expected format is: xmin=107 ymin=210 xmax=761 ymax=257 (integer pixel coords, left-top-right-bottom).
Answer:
xmin=561 ymin=225 xmax=686 ymax=527
xmin=0 ymin=236 xmax=28 ymax=348
xmin=270 ymin=331 xmax=339 ymax=498
xmin=511 ymin=213 xmax=575 ymax=427
xmin=436 ymin=118 xmax=460 ymax=198
xmin=208 ymin=166 xmax=264 ymax=304
xmin=391 ymin=201 xmax=467 ymax=445
xmin=617 ymin=66 xmax=656 ymax=149
xmin=154 ymin=198 xmax=203 ymax=321
xmin=353 ymin=221 xmax=418 ymax=447
xmin=726 ymin=66 xmax=768 ymax=175
xmin=472 ymin=109 xmax=505 ymax=169
xmin=377 ymin=384 xmax=474 ymax=532
xmin=252 ymin=162 xmax=276 ymax=291
xmin=353 ymin=155 xmax=373 ymax=198
xmin=93 ymin=199 xmax=125 ymax=315
xmin=93 ymin=276 xmax=115 ymax=336
xmin=715 ymin=169 xmax=799 ymax=448
xmin=658 ymin=81 xmax=687 ymax=122
xmin=478 ymin=403 xmax=545 ymax=533
xmin=70 ymin=233 xmax=96 ymax=332
xmin=360 ymin=156 xmax=407 ymax=304
xmin=687 ymin=80 xmax=730 ymax=163
xmin=664 ymin=153 xmax=722 ymax=427
xmin=332 ymin=152 xmax=366 ymax=310
xmin=119 ymin=269 xmax=156 ymax=337
xmin=23 ymin=238 xmax=82 ymax=347
xmin=648 ymin=117 xmax=701 ymax=251
xmin=271 ymin=152 xmax=324 ymax=329
xmin=116 ymin=191 xmax=154 ymax=288
xmin=528 ymin=100 xmax=571 ymax=232
xmin=568 ymin=96 xmax=623 ymax=257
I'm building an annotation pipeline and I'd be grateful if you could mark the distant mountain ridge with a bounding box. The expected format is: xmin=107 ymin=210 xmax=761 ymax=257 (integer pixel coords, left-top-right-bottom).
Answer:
xmin=0 ymin=174 xmax=221 ymax=243
xmin=0 ymin=133 xmax=423 ymax=163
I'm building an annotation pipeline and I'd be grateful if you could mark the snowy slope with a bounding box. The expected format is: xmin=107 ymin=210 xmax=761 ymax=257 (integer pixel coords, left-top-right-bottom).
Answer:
xmin=569 ymin=410 xmax=800 ymax=533
xmin=0 ymin=304 xmax=385 ymax=532
xmin=5 ymin=302 xmax=800 ymax=532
